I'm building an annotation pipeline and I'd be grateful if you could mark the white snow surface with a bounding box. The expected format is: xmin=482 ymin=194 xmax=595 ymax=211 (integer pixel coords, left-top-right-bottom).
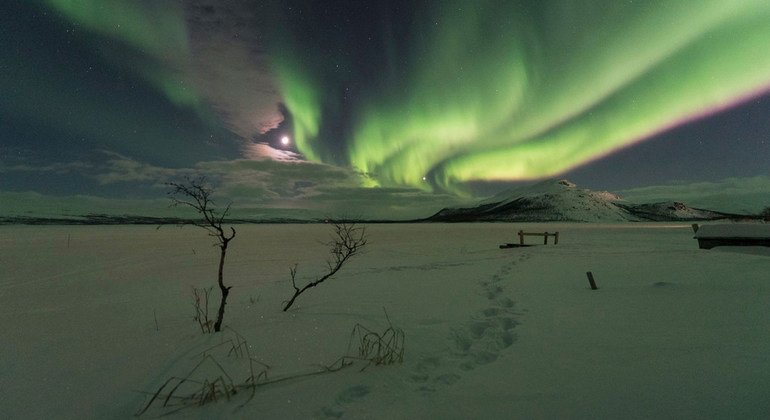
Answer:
xmin=2 ymin=223 xmax=770 ymax=419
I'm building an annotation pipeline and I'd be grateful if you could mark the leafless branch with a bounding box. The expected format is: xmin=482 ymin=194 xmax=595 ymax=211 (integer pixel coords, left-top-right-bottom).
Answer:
xmin=282 ymin=222 xmax=367 ymax=311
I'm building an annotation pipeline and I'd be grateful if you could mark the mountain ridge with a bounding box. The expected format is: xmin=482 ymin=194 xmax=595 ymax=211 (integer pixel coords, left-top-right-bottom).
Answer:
xmin=427 ymin=179 xmax=745 ymax=222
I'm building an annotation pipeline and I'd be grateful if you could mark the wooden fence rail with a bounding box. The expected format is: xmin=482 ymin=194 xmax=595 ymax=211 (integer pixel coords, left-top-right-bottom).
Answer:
xmin=518 ymin=230 xmax=559 ymax=245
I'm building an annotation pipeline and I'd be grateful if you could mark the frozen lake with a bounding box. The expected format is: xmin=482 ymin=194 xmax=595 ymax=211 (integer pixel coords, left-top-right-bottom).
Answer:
xmin=2 ymin=223 xmax=769 ymax=418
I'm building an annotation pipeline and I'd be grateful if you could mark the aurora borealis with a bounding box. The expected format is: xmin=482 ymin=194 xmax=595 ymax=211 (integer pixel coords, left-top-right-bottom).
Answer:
xmin=265 ymin=0 xmax=770 ymax=193
xmin=2 ymin=1 xmax=769 ymax=219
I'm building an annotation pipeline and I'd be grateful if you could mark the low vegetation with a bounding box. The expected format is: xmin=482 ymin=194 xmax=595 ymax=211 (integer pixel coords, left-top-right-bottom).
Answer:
xmin=282 ymin=221 xmax=367 ymax=311
xmin=137 ymin=312 xmax=404 ymax=416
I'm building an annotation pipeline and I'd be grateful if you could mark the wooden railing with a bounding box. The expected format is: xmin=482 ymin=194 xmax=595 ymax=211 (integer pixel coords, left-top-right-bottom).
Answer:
xmin=518 ymin=230 xmax=559 ymax=245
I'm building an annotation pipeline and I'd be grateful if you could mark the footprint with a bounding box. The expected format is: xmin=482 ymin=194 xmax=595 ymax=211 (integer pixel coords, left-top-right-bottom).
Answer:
xmin=498 ymin=317 xmax=518 ymax=331
xmin=320 ymin=384 xmax=371 ymax=417
xmin=458 ymin=361 xmax=476 ymax=371
xmin=450 ymin=329 xmax=472 ymax=354
xmin=472 ymin=351 xmax=498 ymax=365
xmin=416 ymin=356 xmax=441 ymax=370
xmin=409 ymin=260 xmax=523 ymax=394
xmin=320 ymin=407 xmax=344 ymax=418
xmin=434 ymin=373 xmax=461 ymax=385
xmin=496 ymin=331 xmax=516 ymax=349
xmin=335 ymin=385 xmax=370 ymax=404
xmin=469 ymin=320 xmax=492 ymax=339
xmin=484 ymin=285 xmax=503 ymax=300
xmin=482 ymin=307 xmax=500 ymax=317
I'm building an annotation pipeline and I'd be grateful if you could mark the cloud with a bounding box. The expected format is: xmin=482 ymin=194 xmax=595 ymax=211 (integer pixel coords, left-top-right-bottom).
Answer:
xmin=92 ymin=152 xmax=189 ymax=185
xmin=31 ymin=1 xmax=282 ymax=163
xmin=198 ymin=158 xmax=360 ymax=202
xmin=242 ymin=143 xmax=302 ymax=162
xmin=76 ymin=152 xmax=461 ymax=219
xmin=0 ymin=161 xmax=93 ymax=174
xmin=618 ymin=176 xmax=770 ymax=214
xmin=7 ymin=150 xmax=764 ymax=219
xmin=307 ymin=186 xmax=467 ymax=220
xmin=184 ymin=1 xmax=284 ymax=139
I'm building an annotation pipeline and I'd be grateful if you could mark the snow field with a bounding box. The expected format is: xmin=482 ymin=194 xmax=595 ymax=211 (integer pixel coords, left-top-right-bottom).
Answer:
xmin=1 ymin=223 xmax=768 ymax=418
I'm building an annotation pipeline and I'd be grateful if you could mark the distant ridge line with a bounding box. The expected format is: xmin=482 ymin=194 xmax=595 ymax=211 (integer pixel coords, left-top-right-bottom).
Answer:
xmin=425 ymin=179 xmax=758 ymax=223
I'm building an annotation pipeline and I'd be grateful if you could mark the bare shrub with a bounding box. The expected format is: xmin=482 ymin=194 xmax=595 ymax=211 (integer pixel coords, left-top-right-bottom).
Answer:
xmin=168 ymin=177 xmax=236 ymax=332
xmin=282 ymin=221 xmax=367 ymax=311
xmin=192 ymin=286 xmax=214 ymax=334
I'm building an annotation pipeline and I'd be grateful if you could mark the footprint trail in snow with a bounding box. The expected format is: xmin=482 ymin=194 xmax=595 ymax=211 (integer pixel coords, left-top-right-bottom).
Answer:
xmin=410 ymin=252 xmax=528 ymax=393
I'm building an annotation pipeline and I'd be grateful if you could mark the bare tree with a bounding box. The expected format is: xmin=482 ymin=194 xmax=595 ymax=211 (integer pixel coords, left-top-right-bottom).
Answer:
xmin=168 ymin=177 xmax=236 ymax=332
xmin=283 ymin=222 xmax=367 ymax=311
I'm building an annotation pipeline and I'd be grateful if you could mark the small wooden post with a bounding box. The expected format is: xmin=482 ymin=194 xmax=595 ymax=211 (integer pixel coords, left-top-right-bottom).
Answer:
xmin=554 ymin=232 xmax=559 ymax=245
xmin=544 ymin=232 xmax=549 ymax=245
xmin=519 ymin=230 xmax=524 ymax=245
xmin=586 ymin=271 xmax=598 ymax=290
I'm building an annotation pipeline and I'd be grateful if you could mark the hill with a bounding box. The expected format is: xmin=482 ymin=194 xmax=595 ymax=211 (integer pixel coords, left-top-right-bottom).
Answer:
xmin=427 ymin=179 xmax=742 ymax=222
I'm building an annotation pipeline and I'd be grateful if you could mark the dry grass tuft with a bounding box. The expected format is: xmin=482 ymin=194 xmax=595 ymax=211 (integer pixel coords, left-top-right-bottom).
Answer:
xmin=136 ymin=328 xmax=269 ymax=416
xmin=137 ymin=313 xmax=404 ymax=414
xmin=346 ymin=308 xmax=405 ymax=370
xmin=192 ymin=286 xmax=214 ymax=334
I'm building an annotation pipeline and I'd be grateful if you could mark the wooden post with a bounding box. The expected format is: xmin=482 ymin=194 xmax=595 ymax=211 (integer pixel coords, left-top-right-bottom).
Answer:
xmin=519 ymin=230 xmax=524 ymax=245
xmin=554 ymin=232 xmax=559 ymax=245
xmin=543 ymin=232 xmax=548 ymax=244
xmin=586 ymin=271 xmax=598 ymax=290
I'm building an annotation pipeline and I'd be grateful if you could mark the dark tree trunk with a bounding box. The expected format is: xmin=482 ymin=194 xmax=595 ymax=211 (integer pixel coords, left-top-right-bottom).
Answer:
xmin=214 ymin=243 xmax=230 ymax=332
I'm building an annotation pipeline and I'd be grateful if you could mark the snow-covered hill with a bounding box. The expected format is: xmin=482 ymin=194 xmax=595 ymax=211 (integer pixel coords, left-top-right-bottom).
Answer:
xmin=428 ymin=179 xmax=741 ymax=222
xmin=618 ymin=201 xmax=735 ymax=222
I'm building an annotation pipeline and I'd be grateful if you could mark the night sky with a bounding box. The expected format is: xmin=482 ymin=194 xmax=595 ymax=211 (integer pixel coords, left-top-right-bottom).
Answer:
xmin=2 ymin=1 xmax=769 ymax=219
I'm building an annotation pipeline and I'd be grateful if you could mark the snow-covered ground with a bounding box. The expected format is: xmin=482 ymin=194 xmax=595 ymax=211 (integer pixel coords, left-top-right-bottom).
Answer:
xmin=2 ymin=223 xmax=769 ymax=418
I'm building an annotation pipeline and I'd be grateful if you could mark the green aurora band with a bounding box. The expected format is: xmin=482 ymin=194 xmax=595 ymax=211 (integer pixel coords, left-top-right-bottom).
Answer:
xmin=42 ymin=0 xmax=203 ymax=110
xmin=270 ymin=1 xmax=770 ymax=193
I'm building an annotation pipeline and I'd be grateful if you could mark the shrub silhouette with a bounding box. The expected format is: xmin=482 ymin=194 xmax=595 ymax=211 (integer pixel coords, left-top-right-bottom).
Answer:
xmin=168 ymin=177 xmax=236 ymax=332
